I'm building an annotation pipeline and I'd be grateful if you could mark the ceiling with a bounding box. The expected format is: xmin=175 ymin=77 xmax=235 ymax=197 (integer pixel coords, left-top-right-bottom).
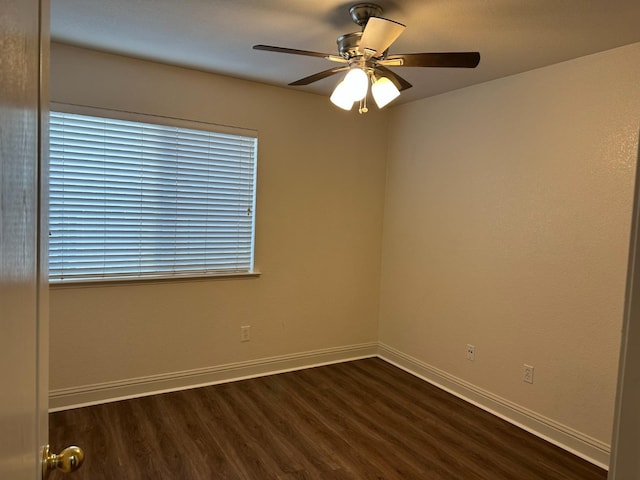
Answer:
xmin=50 ymin=0 xmax=640 ymax=105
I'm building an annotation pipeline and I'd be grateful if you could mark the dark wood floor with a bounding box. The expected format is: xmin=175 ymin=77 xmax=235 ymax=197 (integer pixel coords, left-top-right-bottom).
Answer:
xmin=49 ymin=358 xmax=607 ymax=480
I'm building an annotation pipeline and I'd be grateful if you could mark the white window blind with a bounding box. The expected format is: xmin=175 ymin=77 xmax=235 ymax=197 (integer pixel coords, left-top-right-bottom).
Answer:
xmin=49 ymin=109 xmax=257 ymax=282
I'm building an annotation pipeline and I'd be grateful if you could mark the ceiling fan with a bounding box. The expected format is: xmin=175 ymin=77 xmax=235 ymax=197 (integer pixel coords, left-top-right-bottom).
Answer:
xmin=253 ymin=3 xmax=480 ymax=113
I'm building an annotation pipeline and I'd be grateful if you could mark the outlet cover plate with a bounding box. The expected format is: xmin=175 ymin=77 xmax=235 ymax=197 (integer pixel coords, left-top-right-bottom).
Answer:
xmin=466 ymin=344 xmax=475 ymax=361
xmin=523 ymin=364 xmax=534 ymax=384
xmin=240 ymin=325 xmax=251 ymax=342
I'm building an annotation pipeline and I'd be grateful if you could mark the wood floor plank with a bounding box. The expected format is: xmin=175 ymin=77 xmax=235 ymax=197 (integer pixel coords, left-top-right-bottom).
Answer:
xmin=231 ymin=377 xmax=342 ymax=474
xmin=49 ymin=358 xmax=607 ymax=480
xmin=333 ymin=361 xmax=536 ymax=479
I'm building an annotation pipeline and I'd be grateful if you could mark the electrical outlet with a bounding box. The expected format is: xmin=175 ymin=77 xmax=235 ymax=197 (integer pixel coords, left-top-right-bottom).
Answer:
xmin=240 ymin=325 xmax=251 ymax=342
xmin=466 ymin=344 xmax=475 ymax=361
xmin=523 ymin=364 xmax=534 ymax=384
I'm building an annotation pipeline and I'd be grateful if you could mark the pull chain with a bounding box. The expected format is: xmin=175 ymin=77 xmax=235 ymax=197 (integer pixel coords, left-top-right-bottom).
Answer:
xmin=358 ymin=94 xmax=369 ymax=114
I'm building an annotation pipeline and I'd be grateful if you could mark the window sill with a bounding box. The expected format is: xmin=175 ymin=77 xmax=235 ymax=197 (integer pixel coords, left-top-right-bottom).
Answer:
xmin=48 ymin=271 xmax=261 ymax=289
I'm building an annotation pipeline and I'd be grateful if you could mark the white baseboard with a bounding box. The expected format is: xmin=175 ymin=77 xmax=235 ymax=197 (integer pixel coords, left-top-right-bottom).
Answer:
xmin=377 ymin=343 xmax=610 ymax=470
xmin=48 ymin=341 xmax=610 ymax=470
xmin=48 ymin=342 xmax=378 ymax=412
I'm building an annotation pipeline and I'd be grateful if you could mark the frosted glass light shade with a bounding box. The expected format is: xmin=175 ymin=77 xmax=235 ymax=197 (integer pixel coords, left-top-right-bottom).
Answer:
xmin=372 ymin=76 xmax=400 ymax=108
xmin=342 ymin=68 xmax=369 ymax=101
xmin=330 ymin=81 xmax=355 ymax=110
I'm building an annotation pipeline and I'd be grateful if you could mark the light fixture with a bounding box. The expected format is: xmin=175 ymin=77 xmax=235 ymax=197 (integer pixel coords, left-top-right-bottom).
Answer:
xmin=330 ymin=81 xmax=355 ymax=111
xmin=342 ymin=68 xmax=369 ymax=101
xmin=371 ymin=76 xmax=400 ymax=109
xmin=330 ymin=67 xmax=401 ymax=113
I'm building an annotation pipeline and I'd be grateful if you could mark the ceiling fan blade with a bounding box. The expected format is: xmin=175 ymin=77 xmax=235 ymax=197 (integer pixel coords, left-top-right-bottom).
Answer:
xmin=375 ymin=66 xmax=412 ymax=91
xmin=360 ymin=17 xmax=406 ymax=57
xmin=383 ymin=52 xmax=481 ymax=68
xmin=253 ymin=44 xmax=331 ymax=59
xmin=289 ymin=66 xmax=349 ymax=86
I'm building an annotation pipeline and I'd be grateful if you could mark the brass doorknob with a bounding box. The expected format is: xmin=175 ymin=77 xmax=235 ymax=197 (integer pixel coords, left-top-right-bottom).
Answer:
xmin=42 ymin=444 xmax=85 ymax=478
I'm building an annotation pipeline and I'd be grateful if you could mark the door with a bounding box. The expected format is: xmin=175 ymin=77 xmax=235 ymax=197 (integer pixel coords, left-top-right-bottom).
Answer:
xmin=0 ymin=0 xmax=49 ymax=478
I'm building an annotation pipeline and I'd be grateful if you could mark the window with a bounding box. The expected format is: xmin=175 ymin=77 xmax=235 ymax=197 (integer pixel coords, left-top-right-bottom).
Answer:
xmin=49 ymin=106 xmax=257 ymax=282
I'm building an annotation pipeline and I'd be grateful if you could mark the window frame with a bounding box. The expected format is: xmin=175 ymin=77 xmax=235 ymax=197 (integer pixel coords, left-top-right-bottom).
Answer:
xmin=48 ymin=103 xmax=259 ymax=285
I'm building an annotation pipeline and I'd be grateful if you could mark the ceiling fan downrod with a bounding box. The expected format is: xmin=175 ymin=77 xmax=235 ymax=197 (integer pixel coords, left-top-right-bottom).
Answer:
xmin=349 ymin=3 xmax=384 ymax=27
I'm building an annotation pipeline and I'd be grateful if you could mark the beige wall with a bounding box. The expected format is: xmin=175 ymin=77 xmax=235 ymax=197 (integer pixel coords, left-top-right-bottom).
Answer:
xmin=49 ymin=43 xmax=389 ymax=389
xmin=380 ymin=43 xmax=640 ymax=445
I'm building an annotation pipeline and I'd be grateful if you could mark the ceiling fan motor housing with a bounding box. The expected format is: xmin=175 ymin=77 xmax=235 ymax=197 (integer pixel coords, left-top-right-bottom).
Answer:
xmin=337 ymin=32 xmax=363 ymax=59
